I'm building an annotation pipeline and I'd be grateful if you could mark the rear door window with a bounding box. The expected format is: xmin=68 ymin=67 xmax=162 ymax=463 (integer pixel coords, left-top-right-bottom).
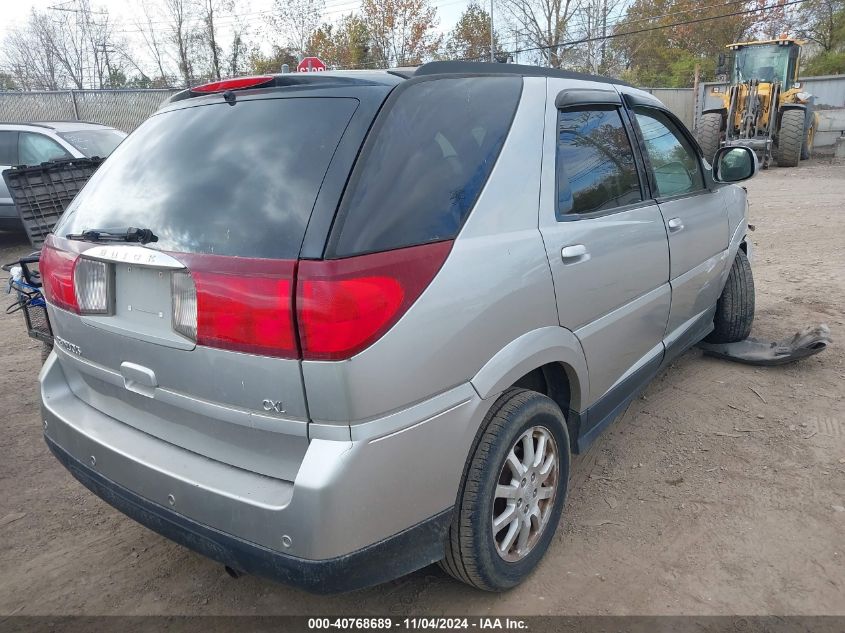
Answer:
xmin=56 ymin=97 xmax=358 ymax=259
xmin=329 ymin=76 xmax=522 ymax=257
xmin=556 ymin=107 xmax=642 ymax=217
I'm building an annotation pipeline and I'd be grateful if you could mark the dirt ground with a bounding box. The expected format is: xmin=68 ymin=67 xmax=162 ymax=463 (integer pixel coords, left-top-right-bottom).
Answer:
xmin=0 ymin=160 xmax=843 ymax=617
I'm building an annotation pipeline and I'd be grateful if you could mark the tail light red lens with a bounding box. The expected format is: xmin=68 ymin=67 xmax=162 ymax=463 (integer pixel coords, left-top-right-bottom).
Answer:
xmin=40 ymin=237 xmax=451 ymax=362
xmin=40 ymin=241 xmax=79 ymax=313
xmin=173 ymin=254 xmax=297 ymax=358
xmin=296 ymin=241 xmax=452 ymax=360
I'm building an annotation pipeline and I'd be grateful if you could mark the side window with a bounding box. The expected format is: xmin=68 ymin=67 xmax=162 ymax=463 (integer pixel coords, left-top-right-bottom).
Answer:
xmin=18 ymin=132 xmax=72 ymax=165
xmin=0 ymin=131 xmax=17 ymax=165
xmin=331 ymin=76 xmax=522 ymax=257
xmin=633 ymin=108 xmax=704 ymax=198
xmin=556 ymin=107 xmax=642 ymax=218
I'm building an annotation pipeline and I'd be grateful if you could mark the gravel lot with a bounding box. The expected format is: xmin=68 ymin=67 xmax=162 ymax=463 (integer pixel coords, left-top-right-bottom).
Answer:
xmin=0 ymin=160 xmax=843 ymax=617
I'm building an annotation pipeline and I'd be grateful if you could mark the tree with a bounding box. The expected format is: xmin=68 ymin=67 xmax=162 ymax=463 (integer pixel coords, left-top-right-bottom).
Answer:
xmin=497 ymin=0 xmax=581 ymax=68
xmin=248 ymin=45 xmax=299 ymax=74
xmin=797 ymin=0 xmax=845 ymax=52
xmin=307 ymin=14 xmax=375 ymax=68
xmin=1 ymin=10 xmax=63 ymax=90
xmin=268 ymin=0 xmax=326 ymax=58
xmin=133 ymin=0 xmax=173 ymax=86
xmin=444 ymin=3 xmax=502 ymax=62
xmin=162 ymin=0 xmax=201 ymax=87
xmin=0 ymin=72 xmax=20 ymax=90
xmin=362 ymin=0 xmax=441 ymax=66
xmin=612 ymin=0 xmax=757 ymax=86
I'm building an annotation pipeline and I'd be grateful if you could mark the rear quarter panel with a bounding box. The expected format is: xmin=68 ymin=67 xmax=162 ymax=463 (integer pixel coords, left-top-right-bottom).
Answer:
xmin=302 ymin=77 xmax=561 ymax=424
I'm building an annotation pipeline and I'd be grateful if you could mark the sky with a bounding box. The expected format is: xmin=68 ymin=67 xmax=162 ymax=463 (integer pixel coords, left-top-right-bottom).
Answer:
xmin=0 ymin=0 xmax=475 ymax=56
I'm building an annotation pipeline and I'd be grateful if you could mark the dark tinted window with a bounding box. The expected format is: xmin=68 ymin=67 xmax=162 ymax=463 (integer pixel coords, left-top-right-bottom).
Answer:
xmin=59 ymin=129 xmax=126 ymax=158
xmin=19 ymin=132 xmax=72 ymax=165
xmin=331 ymin=77 xmax=521 ymax=257
xmin=633 ymin=108 xmax=704 ymax=197
xmin=556 ymin=108 xmax=642 ymax=217
xmin=56 ymin=97 xmax=358 ymax=259
xmin=0 ymin=131 xmax=17 ymax=165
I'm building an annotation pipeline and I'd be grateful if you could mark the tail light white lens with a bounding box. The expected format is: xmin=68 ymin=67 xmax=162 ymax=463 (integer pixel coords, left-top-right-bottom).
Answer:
xmin=171 ymin=271 xmax=198 ymax=341
xmin=74 ymin=258 xmax=112 ymax=314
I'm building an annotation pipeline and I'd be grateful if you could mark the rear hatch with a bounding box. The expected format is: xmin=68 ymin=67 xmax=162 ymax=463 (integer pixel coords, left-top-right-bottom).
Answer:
xmin=39 ymin=82 xmax=392 ymax=481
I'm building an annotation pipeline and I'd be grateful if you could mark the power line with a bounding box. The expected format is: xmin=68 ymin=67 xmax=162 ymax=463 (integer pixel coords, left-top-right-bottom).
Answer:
xmin=509 ymin=0 xmax=811 ymax=57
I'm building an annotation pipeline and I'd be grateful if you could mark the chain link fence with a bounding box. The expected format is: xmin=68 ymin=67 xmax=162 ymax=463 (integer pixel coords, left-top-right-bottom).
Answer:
xmin=0 ymin=89 xmax=180 ymax=132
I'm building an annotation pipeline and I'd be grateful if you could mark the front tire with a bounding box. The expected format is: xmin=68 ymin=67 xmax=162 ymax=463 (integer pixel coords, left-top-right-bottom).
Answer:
xmin=696 ymin=112 xmax=723 ymax=164
xmin=775 ymin=109 xmax=805 ymax=167
xmin=706 ymin=249 xmax=755 ymax=343
xmin=440 ymin=389 xmax=570 ymax=591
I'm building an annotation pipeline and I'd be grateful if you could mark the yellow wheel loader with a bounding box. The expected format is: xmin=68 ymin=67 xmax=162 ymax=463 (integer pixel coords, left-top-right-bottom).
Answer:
xmin=696 ymin=37 xmax=819 ymax=168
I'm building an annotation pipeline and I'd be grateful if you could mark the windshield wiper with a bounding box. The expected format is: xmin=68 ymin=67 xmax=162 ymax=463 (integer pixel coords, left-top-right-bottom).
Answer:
xmin=66 ymin=227 xmax=158 ymax=245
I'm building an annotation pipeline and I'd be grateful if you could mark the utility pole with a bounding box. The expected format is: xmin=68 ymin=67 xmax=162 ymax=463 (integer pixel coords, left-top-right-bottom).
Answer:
xmin=490 ymin=0 xmax=495 ymax=62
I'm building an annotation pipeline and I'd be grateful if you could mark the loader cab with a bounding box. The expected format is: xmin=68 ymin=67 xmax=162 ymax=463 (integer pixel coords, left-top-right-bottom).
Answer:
xmin=729 ymin=39 xmax=801 ymax=89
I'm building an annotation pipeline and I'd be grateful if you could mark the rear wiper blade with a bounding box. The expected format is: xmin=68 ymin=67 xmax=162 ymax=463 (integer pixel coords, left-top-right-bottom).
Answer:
xmin=66 ymin=227 xmax=158 ymax=245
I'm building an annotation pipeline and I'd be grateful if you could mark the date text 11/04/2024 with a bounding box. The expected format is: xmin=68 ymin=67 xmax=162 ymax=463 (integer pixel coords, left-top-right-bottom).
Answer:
xmin=307 ymin=618 xmax=529 ymax=630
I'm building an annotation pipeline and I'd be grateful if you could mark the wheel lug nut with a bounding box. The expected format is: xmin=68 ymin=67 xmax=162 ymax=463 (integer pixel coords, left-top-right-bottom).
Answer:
xmin=531 ymin=473 xmax=536 ymax=482
xmin=517 ymin=498 xmax=522 ymax=507
xmin=533 ymin=489 xmax=537 ymax=497
xmin=521 ymin=478 xmax=526 ymax=487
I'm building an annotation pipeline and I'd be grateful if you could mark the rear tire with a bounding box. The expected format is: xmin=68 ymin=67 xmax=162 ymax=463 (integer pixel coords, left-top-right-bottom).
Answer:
xmin=706 ymin=250 xmax=755 ymax=344
xmin=440 ymin=389 xmax=570 ymax=591
xmin=775 ymin=109 xmax=805 ymax=167
xmin=696 ymin=112 xmax=723 ymax=164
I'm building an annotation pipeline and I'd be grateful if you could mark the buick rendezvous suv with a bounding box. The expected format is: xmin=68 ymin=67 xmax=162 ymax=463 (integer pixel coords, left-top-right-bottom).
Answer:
xmin=38 ymin=61 xmax=757 ymax=592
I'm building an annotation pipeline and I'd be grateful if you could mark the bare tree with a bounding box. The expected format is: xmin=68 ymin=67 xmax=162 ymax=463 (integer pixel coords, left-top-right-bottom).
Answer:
xmin=162 ymin=0 xmax=201 ymax=87
xmin=267 ymin=0 xmax=326 ymax=58
xmin=498 ymin=0 xmax=581 ymax=67
xmin=134 ymin=0 xmax=173 ymax=85
xmin=1 ymin=10 xmax=63 ymax=90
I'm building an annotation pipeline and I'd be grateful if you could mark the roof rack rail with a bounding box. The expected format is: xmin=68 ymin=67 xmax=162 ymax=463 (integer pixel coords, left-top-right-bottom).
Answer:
xmin=412 ymin=61 xmax=631 ymax=87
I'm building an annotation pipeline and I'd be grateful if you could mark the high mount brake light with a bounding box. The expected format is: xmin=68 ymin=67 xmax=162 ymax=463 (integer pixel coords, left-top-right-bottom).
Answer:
xmin=296 ymin=241 xmax=453 ymax=360
xmin=191 ymin=76 xmax=275 ymax=93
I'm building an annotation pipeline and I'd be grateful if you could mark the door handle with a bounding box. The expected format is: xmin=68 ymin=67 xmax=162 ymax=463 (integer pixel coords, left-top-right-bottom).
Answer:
xmin=561 ymin=244 xmax=589 ymax=263
xmin=667 ymin=217 xmax=684 ymax=232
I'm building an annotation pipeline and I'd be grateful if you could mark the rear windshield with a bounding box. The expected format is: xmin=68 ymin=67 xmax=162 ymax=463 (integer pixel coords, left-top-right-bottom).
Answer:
xmin=56 ymin=97 xmax=358 ymax=259
xmin=329 ymin=76 xmax=522 ymax=257
xmin=58 ymin=129 xmax=126 ymax=158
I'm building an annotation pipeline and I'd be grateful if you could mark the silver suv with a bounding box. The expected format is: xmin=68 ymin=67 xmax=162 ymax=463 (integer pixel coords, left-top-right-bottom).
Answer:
xmin=38 ymin=62 xmax=757 ymax=593
xmin=0 ymin=122 xmax=126 ymax=230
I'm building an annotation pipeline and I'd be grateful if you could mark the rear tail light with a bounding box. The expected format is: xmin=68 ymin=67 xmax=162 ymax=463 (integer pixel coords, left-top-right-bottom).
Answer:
xmin=40 ymin=242 xmax=79 ymax=313
xmin=171 ymin=255 xmax=297 ymax=358
xmin=41 ymin=237 xmax=451 ymax=362
xmin=296 ymin=241 xmax=452 ymax=360
xmin=74 ymin=258 xmax=112 ymax=314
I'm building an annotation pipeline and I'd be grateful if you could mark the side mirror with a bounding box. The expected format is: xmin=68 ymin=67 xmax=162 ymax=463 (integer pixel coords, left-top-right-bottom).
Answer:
xmin=712 ymin=146 xmax=757 ymax=183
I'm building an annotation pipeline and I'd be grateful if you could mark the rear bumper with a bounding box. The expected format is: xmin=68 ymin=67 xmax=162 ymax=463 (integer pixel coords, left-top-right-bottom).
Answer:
xmin=45 ymin=436 xmax=451 ymax=593
xmin=41 ymin=352 xmax=487 ymax=591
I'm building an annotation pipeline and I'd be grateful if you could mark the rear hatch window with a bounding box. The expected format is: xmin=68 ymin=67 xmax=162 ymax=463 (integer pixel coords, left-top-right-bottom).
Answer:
xmin=55 ymin=97 xmax=359 ymax=259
